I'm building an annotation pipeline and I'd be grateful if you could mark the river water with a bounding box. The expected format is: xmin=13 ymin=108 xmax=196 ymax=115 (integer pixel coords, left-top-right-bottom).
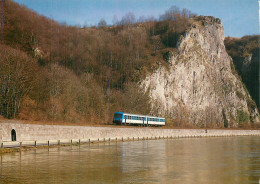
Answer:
xmin=0 ymin=136 xmax=259 ymax=184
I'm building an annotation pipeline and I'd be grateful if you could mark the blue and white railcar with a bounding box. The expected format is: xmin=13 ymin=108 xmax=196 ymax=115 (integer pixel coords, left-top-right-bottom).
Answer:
xmin=113 ymin=112 xmax=165 ymax=126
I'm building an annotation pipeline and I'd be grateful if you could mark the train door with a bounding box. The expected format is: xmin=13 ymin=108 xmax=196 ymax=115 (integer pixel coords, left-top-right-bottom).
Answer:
xmin=124 ymin=115 xmax=127 ymax=125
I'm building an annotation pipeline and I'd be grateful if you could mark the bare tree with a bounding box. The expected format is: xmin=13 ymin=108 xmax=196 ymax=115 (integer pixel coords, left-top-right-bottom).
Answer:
xmin=120 ymin=12 xmax=136 ymax=25
xmin=0 ymin=45 xmax=38 ymax=118
xmin=159 ymin=5 xmax=180 ymax=21
xmin=98 ymin=18 xmax=107 ymax=27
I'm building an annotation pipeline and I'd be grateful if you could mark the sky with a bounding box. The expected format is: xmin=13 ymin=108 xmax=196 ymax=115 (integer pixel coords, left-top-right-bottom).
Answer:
xmin=13 ymin=0 xmax=259 ymax=37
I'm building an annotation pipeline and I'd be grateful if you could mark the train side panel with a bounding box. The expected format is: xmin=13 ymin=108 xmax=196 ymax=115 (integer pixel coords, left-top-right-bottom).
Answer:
xmin=113 ymin=112 xmax=165 ymax=126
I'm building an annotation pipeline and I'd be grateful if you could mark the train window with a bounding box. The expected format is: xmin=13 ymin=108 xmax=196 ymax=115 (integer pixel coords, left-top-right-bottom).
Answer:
xmin=114 ymin=114 xmax=122 ymax=118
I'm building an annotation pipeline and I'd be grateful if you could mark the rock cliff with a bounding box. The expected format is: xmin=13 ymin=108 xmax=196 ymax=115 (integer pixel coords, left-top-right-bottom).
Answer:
xmin=142 ymin=16 xmax=259 ymax=127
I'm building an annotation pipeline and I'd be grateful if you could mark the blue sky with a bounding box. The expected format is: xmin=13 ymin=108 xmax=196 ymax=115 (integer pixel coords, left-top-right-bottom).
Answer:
xmin=13 ymin=0 xmax=259 ymax=37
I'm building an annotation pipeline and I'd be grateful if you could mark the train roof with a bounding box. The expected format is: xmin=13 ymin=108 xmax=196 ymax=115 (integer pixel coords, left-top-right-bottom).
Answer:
xmin=114 ymin=112 xmax=164 ymax=119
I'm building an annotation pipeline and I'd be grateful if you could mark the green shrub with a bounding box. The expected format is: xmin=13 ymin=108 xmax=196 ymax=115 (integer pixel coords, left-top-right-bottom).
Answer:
xmin=237 ymin=110 xmax=250 ymax=125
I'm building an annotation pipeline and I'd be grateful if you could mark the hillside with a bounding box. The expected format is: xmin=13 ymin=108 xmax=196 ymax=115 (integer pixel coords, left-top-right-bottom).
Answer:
xmin=142 ymin=16 xmax=259 ymax=128
xmin=0 ymin=0 xmax=192 ymax=124
xmin=225 ymin=36 xmax=259 ymax=110
xmin=0 ymin=0 xmax=259 ymax=127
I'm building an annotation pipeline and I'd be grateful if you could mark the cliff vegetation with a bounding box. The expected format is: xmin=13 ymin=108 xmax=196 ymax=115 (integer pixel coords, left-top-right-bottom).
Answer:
xmin=225 ymin=36 xmax=259 ymax=111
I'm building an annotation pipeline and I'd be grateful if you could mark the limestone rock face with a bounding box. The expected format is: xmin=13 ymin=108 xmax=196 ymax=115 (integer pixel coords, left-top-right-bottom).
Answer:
xmin=142 ymin=16 xmax=259 ymax=127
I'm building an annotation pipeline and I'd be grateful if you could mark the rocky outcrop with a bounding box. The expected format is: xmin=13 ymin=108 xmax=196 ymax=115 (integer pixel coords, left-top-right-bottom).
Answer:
xmin=142 ymin=16 xmax=259 ymax=127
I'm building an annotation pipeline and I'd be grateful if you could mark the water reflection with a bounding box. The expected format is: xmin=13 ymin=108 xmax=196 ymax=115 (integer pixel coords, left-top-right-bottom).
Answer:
xmin=0 ymin=136 xmax=259 ymax=183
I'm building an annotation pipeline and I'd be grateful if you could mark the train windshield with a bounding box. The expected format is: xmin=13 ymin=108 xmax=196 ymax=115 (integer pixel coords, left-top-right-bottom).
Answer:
xmin=114 ymin=113 xmax=123 ymax=118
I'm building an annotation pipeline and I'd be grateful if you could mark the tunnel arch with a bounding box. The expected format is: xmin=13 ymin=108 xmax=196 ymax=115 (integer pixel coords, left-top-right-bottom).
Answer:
xmin=11 ymin=129 xmax=16 ymax=141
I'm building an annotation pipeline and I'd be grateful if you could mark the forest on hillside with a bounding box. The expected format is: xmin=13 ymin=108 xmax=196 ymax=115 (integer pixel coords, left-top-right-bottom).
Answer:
xmin=0 ymin=0 xmax=196 ymax=125
xmin=225 ymin=36 xmax=260 ymax=110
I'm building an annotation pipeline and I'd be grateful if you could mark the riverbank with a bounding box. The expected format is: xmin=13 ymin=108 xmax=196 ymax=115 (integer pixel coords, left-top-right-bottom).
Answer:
xmin=1 ymin=119 xmax=260 ymax=142
xmin=1 ymin=134 xmax=260 ymax=155
xmin=0 ymin=119 xmax=259 ymax=141
xmin=0 ymin=119 xmax=260 ymax=154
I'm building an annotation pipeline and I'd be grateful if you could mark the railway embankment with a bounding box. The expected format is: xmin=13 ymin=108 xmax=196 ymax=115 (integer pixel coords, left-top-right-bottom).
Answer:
xmin=0 ymin=119 xmax=260 ymax=150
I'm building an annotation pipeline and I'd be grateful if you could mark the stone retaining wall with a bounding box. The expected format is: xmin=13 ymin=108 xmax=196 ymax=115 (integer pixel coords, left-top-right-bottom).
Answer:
xmin=1 ymin=120 xmax=260 ymax=142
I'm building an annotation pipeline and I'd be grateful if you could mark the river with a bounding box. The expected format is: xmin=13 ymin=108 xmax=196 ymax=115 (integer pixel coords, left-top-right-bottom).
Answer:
xmin=0 ymin=136 xmax=259 ymax=184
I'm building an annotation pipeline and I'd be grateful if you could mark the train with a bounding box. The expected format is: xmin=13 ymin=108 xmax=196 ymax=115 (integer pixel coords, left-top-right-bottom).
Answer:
xmin=113 ymin=112 xmax=165 ymax=126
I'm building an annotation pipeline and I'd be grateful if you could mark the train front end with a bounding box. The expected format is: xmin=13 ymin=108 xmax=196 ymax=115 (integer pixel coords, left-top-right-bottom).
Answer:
xmin=113 ymin=112 xmax=124 ymax=125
